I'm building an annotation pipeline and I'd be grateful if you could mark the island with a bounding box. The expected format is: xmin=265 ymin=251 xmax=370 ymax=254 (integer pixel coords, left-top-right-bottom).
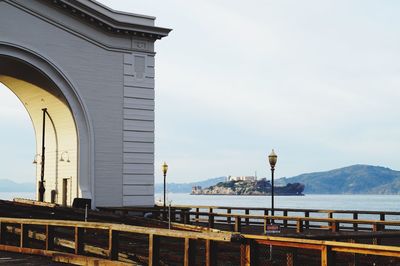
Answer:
xmin=191 ymin=177 xmax=305 ymax=196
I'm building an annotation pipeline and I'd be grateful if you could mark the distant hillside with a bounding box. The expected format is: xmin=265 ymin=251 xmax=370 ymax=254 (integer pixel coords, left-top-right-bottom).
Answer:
xmin=0 ymin=179 xmax=35 ymax=192
xmin=155 ymin=176 xmax=226 ymax=193
xmin=279 ymin=164 xmax=400 ymax=194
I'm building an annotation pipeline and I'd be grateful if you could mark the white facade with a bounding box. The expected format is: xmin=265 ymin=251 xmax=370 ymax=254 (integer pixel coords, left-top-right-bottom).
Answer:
xmin=0 ymin=0 xmax=170 ymax=207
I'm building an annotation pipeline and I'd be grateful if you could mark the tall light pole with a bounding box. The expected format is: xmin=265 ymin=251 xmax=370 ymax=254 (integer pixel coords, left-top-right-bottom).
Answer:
xmin=268 ymin=149 xmax=277 ymax=217
xmin=38 ymin=108 xmax=49 ymax=202
xmin=162 ymin=161 xmax=168 ymax=208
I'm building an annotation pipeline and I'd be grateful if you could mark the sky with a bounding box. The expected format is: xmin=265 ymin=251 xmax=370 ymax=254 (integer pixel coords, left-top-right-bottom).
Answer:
xmin=1 ymin=0 xmax=400 ymax=184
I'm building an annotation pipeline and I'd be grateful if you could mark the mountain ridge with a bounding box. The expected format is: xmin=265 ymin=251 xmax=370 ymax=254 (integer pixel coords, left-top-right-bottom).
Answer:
xmin=279 ymin=164 xmax=400 ymax=194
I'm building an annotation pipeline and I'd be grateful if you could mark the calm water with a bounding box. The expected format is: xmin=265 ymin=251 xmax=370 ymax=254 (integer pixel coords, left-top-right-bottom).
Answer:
xmin=2 ymin=192 xmax=399 ymax=213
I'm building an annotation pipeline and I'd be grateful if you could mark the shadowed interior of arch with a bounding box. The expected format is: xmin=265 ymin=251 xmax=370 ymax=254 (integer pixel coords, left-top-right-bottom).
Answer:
xmin=0 ymin=57 xmax=78 ymax=206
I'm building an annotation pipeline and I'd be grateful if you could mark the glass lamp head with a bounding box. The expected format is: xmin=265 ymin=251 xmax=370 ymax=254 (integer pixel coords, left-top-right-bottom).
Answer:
xmin=268 ymin=149 xmax=277 ymax=168
xmin=162 ymin=161 xmax=168 ymax=175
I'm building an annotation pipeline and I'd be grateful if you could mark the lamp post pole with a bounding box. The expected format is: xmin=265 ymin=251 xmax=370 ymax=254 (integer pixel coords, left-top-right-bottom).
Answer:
xmin=162 ymin=162 xmax=169 ymax=208
xmin=38 ymin=108 xmax=48 ymax=202
xmin=268 ymin=149 xmax=277 ymax=218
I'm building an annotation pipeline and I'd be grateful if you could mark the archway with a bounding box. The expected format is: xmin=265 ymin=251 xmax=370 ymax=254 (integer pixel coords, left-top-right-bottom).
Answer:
xmin=0 ymin=43 xmax=93 ymax=206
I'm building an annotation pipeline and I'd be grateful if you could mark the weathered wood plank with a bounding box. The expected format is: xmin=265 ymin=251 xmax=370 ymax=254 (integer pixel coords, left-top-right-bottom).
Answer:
xmin=74 ymin=227 xmax=84 ymax=255
xmin=205 ymin=239 xmax=217 ymax=266
xmin=148 ymin=234 xmax=159 ymax=266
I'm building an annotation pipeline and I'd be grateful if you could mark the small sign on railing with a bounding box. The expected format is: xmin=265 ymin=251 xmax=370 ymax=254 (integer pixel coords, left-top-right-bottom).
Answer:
xmin=265 ymin=224 xmax=281 ymax=234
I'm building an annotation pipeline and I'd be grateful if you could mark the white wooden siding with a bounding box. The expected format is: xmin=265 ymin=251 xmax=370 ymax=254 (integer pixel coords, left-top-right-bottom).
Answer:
xmin=122 ymin=52 xmax=155 ymax=206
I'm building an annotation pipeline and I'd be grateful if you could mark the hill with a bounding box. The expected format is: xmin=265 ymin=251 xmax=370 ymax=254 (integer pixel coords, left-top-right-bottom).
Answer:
xmin=279 ymin=164 xmax=400 ymax=194
xmin=0 ymin=179 xmax=35 ymax=192
xmin=155 ymin=176 xmax=226 ymax=193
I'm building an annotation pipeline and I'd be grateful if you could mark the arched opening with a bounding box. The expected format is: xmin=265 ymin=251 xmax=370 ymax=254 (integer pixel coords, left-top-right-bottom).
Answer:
xmin=0 ymin=56 xmax=78 ymax=205
xmin=0 ymin=42 xmax=96 ymax=207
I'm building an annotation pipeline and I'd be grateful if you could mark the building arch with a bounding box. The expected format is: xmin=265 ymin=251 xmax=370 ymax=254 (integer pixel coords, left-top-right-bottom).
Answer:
xmin=0 ymin=42 xmax=95 ymax=206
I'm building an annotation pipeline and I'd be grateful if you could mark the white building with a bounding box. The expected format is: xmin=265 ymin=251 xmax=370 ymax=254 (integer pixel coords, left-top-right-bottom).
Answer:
xmin=227 ymin=176 xmax=257 ymax=182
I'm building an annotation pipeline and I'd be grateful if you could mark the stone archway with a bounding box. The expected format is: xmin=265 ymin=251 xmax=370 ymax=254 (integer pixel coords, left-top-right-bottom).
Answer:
xmin=0 ymin=43 xmax=94 ymax=206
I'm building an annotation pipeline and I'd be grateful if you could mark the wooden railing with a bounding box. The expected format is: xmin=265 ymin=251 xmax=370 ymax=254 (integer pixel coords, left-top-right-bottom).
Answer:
xmin=1 ymin=216 xmax=400 ymax=265
xmin=241 ymin=234 xmax=400 ymax=266
xmin=0 ymin=217 xmax=234 ymax=265
xmin=171 ymin=205 xmax=400 ymax=221
xmin=99 ymin=205 xmax=400 ymax=236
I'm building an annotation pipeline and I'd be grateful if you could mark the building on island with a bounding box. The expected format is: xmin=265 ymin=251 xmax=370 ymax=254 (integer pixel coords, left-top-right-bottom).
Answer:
xmin=227 ymin=176 xmax=257 ymax=182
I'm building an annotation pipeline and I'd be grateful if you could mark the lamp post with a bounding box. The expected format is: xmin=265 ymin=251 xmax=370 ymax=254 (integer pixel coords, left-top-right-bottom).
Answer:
xmin=38 ymin=108 xmax=49 ymax=202
xmin=162 ymin=161 xmax=168 ymax=208
xmin=268 ymin=149 xmax=277 ymax=217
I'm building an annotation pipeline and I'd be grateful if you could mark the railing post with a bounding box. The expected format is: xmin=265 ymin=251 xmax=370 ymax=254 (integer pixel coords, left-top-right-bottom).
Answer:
xmin=240 ymin=239 xmax=257 ymax=266
xmin=380 ymin=213 xmax=385 ymax=230
xmin=305 ymin=211 xmax=310 ymax=229
xmin=184 ymin=238 xmax=196 ymax=266
xmin=283 ymin=210 xmax=288 ymax=228
xmin=245 ymin=209 xmax=250 ymax=226
xmin=180 ymin=209 xmax=185 ymax=223
xmin=109 ymin=229 xmax=119 ymax=260
xmin=349 ymin=239 xmax=360 ymax=266
xmin=0 ymin=222 xmax=5 ymax=244
xmin=46 ymin=225 xmax=55 ymax=250
xmin=321 ymin=246 xmax=335 ymax=266
xmin=195 ymin=208 xmax=200 ymax=225
xmin=372 ymin=223 xmax=381 ymax=245
xmin=74 ymin=226 xmax=84 ymax=255
xmin=286 ymin=248 xmax=297 ymax=266
xmin=208 ymin=213 xmax=215 ymax=228
xmin=331 ymin=222 xmax=340 ymax=233
xmin=148 ymin=234 xmax=160 ymax=266
xmin=227 ymin=209 xmax=232 ymax=225
xmin=206 ymin=239 xmax=217 ymax=266
xmin=296 ymin=219 xmax=303 ymax=233
xmin=20 ymin=223 xmax=29 ymax=248
xmin=353 ymin=213 xmax=358 ymax=231
xmin=235 ymin=216 xmax=242 ymax=232
xmin=184 ymin=210 xmax=190 ymax=225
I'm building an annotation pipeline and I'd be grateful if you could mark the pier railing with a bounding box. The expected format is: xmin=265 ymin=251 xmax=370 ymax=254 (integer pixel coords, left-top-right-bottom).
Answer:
xmin=2 ymin=217 xmax=400 ymax=265
xmin=99 ymin=205 xmax=400 ymax=236
xmin=0 ymin=217 xmax=233 ymax=265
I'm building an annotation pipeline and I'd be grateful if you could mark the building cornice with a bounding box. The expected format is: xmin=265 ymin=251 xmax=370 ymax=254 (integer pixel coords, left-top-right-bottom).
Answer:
xmin=50 ymin=0 xmax=171 ymax=40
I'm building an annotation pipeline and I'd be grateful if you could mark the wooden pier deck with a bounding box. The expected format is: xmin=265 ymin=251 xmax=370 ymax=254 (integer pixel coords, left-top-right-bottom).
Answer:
xmin=2 ymin=200 xmax=400 ymax=265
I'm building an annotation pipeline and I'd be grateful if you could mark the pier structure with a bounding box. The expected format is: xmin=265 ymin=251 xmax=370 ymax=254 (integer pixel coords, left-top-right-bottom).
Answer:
xmin=2 ymin=199 xmax=400 ymax=265
xmin=0 ymin=0 xmax=170 ymax=207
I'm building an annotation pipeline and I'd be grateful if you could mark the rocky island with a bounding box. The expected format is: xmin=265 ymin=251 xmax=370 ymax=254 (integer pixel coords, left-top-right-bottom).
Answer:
xmin=191 ymin=177 xmax=305 ymax=196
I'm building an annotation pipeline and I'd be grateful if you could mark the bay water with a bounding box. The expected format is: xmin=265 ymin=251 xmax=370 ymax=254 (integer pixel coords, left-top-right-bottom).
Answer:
xmin=2 ymin=192 xmax=399 ymax=220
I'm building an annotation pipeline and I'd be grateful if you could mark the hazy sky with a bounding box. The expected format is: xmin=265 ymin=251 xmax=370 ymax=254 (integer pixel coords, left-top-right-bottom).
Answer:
xmin=1 ymin=1 xmax=400 ymax=183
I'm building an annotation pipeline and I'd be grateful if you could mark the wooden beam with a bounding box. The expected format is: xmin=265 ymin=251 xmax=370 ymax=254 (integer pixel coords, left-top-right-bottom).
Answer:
xmin=184 ymin=238 xmax=196 ymax=266
xmin=286 ymin=248 xmax=297 ymax=266
xmin=296 ymin=219 xmax=303 ymax=233
xmin=109 ymin=229 xmax=119 ymax=260
xmin=321 ymin=246 xmax=335 ymax=266
xmin=240 ymin=240 xmax=256 ymax=266
xmin=245 ymin=209 xmax=250 ymax=226
xmin=304 ymin=211 xmax=310 ymax=229
xmin=74 ymin=226 xmax=84 ymax=255
xmin=235 ymin=216 xmax=242 ymax=233
xmin=20 ymin=224 xmax=29 ymax=248
xmin=0 ymin=222 xmax=5 ymax=244
xmin=205 ymin=239 xmax=217 ymax=266
xmin=148 ymin=234 xmax=160 ymax=266
xmin=227 ymin=209 xmax=232 ymax=224
xmin=46 ymin=225 xmax=54 ymax=250
xmin=353 ymin=213 xmax=358 ymax=231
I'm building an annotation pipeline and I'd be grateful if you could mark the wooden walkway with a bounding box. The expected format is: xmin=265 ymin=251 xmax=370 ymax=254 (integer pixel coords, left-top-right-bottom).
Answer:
xmin=3 ymin=200 xmax=400 ymax=265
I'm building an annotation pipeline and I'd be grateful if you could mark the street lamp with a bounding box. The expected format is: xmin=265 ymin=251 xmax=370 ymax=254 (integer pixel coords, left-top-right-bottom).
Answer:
xmin=38 ymin=108 xmax=49 ymax=202
xmin=162 ymin=161 xmax=168 ymax=208
xmin=268 ymin=149 xmax=277 ymax=218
